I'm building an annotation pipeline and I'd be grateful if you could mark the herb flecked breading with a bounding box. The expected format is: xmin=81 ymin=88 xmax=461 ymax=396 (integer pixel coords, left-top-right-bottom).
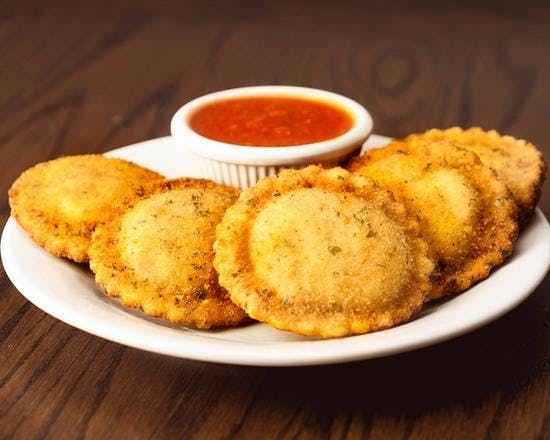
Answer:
xmin=405 ymin=127 xmax=546 ymax=226
xmin=348 ymin=139 xmax=519 ymax=299
xmin=8 ymin=155 xmax=163 ymax=262
xmin=214 ymin=166 xmax=434 ymax=338
xmin=89 ymin=178 xmax=248 ymax=329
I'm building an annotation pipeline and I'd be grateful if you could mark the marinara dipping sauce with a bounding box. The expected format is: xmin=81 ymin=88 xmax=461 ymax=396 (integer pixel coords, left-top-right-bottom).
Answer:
xmin=189 ymin=96 xmax=354 ymax=147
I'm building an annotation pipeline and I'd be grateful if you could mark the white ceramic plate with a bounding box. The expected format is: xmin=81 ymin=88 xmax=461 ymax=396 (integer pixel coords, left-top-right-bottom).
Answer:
xmin=2 ymin=135 xmax=549 ymax=366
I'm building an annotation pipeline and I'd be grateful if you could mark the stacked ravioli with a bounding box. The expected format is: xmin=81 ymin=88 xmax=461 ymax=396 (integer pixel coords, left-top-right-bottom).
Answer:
xmin=347 ymin=127 xmax=545 ymax=299
xmin=8 ymin=127 xmax=546 ymax=338
xmin=9 ymin=155 xmax=247 ymax=329
xmin=214 ymin=127 xmax=544 ymax=336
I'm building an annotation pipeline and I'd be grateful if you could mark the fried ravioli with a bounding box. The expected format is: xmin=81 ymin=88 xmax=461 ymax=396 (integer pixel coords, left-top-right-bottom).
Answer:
xmin=8 ymin=155 xmax=163 ymax=262
xmin=405 ymin=127 xmax=546 ymax=225
xmin=349 ymin=140 xmax=518 ymax=299
xmin=214 ymin=166 xmax=433 ymax=338
xmin=89 ymin=178 xmax=248 ymax=328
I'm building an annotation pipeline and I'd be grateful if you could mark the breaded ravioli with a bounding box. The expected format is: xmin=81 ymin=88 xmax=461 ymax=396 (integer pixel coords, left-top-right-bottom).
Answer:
xmin=8 ymin=155 xmax=163 ymax=262
xmin=214 ymin=166 xmax=433 ymax=338
xmin=349 ymin=140 xmax=518 ymax=299
xmin=405 ymin=127 xmax=546 ymax=225
xmin=89 ymin=178 xmax=248 ymax=329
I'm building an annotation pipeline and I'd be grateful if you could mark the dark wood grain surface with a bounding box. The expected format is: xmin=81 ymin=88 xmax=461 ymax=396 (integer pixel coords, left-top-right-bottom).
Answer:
xmin=1 ymin=1 xmax=549 ymax=438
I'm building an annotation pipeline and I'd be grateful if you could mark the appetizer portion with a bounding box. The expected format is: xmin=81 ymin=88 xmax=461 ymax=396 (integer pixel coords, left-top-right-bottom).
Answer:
xmin=405 ymin=127 xmax=546 ymax=225
xmin=8 ymin=155 xmax=163 ymax=262
xmin=6 ymin=122 xmax=544 ymax=338
xmin=89 ymin=178 xmax=248 ymax=329
xmin=214 ymin=166 xmax=433 ymax=337
xmin=349 ymin=140 xmax=518 ymax=299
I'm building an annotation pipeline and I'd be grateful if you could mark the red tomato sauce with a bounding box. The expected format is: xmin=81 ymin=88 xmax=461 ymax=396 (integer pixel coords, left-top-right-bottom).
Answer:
xmin=189 ymin=96 xmax=354 ymax=147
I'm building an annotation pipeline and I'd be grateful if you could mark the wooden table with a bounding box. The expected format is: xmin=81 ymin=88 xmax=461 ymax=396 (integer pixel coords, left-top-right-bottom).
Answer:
xmin=1 ymin=1 xmax=549 ymax=438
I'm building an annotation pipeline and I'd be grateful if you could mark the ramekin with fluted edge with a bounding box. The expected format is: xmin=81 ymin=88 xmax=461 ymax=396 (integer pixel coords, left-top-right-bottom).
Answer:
xmin=170 ymin=86 xmax=373 ymax=188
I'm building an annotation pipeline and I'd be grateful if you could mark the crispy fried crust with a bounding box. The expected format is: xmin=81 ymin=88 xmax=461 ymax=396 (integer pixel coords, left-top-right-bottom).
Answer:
xmin=214 ymin=166 xmax=434 ymax=338
xmin=89 ymin=178 xmax=248 ymax=329
xmin=349 ymin=140 xmax=518 ymax=299
xmin=405 ymin=127 xmax=546 ymax=225
xmin=8 ymin=155 xmax=163 ymax=262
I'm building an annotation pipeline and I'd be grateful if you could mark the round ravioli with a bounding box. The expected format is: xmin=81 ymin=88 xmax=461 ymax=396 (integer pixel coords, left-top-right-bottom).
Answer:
xmin=214 ymin=166 xmax=433 ymax=338
xmin=8 ymin=155 xmax=163 ymax=262
xmin=348 ymin=140 xmax=518 ymax=299
xmin=405 ymin=127 xmax=546 ymax=225
xmin=89 ymin=178 xmax=248 ymax=328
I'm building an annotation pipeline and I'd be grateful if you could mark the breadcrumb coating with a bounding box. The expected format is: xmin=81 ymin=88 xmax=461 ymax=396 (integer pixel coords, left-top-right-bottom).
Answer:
xmin=89 ymin=178 xmax=248 ymax=328
xmin=8 ymin=155 xmax=163 ymax=262
xmin=405 ymin=127 xmax=546 ymax=225
xmin=214 ymin=165 xmax=433 ymax=338
xmin=349 ymin=140 xmax=518 ymax=299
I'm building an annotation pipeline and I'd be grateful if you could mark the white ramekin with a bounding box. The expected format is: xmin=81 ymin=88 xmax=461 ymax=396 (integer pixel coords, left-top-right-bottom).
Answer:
xmin=170 ymin=86 xmax=373 ymax=188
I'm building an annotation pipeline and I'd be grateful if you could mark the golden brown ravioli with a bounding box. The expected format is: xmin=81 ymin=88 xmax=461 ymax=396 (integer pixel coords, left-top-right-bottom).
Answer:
xmin=89 ymin=178 xmax=248 ymax=329
xmin=405 ymin=127 xmax=546 ymax=225
xmin=214 ymin=166 xmax=433 ymax=338
xmin=349 ymin=140 xmax=518 ymax=299
xmin=8 ymin=155 xmax=163 ymax=262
